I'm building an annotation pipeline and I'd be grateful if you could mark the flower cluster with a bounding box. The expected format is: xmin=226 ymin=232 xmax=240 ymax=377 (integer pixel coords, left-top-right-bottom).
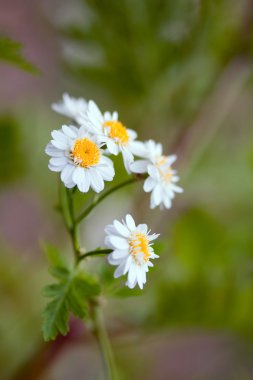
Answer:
xmin=45 ymin=94 xmax=183 ymax=288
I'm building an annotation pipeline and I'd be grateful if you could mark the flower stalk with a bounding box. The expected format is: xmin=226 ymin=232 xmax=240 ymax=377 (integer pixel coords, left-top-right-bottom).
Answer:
xmin=78 ymin=249 xmax=112 ymax=263
xmin=59 ymin=181 xmax=117 ymax=379
xmin=91 ymin=301 xmax=118 ymax=380
xmin=65 ymin=188 xmax=81 ymax=260
xmin=76 ymin=176 xmax=141 ymax=224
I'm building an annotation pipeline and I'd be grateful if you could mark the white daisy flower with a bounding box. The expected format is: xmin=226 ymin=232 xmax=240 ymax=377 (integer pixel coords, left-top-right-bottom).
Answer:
xmin=51 ymin=93 xmax=87 ymax=123
xmin=45 ymin=125 xmax=115 ymax=193
xmin=130 ymin=140 xmax=183 ymax=209
xmin=105 ymin=214 xmax=159 ymax=289
xmin=79 ymin=100 xmax=143 ymax=173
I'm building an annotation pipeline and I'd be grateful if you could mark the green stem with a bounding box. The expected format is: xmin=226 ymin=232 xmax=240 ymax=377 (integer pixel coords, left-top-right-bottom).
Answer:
xmin=78 ymin=249 xmax=112 ymax=263
xmin=76 ymin=176 xmax=141 ymax=224
xmin=64 ymin=187 xmax=80 ymax=261
xmin=58 ymin=181 xmax=72 ymax=230
xmin=59 ymin=183 xmax=118 ymax=378
xmin=92 ymin=302 xmax=118 ymax=380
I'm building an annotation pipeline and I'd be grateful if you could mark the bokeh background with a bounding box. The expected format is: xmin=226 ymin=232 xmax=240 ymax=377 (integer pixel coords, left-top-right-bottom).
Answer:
xmin=1 ymin=0 xmax=253 ymax=379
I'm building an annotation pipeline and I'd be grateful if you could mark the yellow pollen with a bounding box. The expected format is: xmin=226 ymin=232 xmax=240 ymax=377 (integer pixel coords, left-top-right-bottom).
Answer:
xmin=156 ymin=156 xmax=173 ymax=183
xmin=103 ymin=120 xmax=129 ymax=144
xmin=163 ymin=172 xmax=173 ymax=182
xmin=71 ymin=138 xmax=100 ymax=167
xmin=129 ymin=232 xmax=151 ymax=264
xmin=156 ymin=156 xmax=167 ymax=166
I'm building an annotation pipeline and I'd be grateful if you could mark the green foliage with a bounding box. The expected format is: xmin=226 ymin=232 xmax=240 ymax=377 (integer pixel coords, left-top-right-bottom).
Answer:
xmin=42 ymin=248 xmax=101 ymax=341
xmin=0 ymin=115 xmax=26 ymax=184
xmin=0 ymin=34 xmax=37 ymax=73
xmin=152 ymin=207 xmax=253 ymax=338
xmin=43 ymin=243 xmax=67 ymax=268
xmin=59 ymin=0 xmax=250 ymax=131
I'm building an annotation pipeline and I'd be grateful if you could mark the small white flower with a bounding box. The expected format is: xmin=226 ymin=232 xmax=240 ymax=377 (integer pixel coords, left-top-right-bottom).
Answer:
xmin=52 ymin=93 xmax=88 ymax=123
xmin=45 ymin=125 xmax=115 ymax=193
xmin=105 ymin=214 xmax=159 ymax=289
xmin=79 ymin=100 xmax=143 ymax=173
xmin=130 ymin=140 xmax=183 ymax=209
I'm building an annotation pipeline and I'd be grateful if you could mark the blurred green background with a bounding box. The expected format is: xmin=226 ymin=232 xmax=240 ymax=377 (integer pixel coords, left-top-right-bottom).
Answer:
xmin=1 ymin=0 xmax=253 ymax=379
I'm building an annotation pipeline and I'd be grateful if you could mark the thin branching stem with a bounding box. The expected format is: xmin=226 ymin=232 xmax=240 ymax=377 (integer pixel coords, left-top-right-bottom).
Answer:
xmin=59 ymin=182 xmax=117 ymax=379
xmin=65 ymin=188 xmax=81 ymax=261
xmin=78 ymin=249 xmax=112 ymax=263
xmin=76 ymin=175 xmax=144 ymax=224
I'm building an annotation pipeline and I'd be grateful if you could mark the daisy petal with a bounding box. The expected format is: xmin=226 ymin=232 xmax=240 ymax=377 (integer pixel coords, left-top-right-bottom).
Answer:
xmin=127 ymin=265 xmax=137 ymax=287
xmin=89 ymin=168 xmax=104 ymax=193
xmin=45 ymin=143 xmax=64 ymax=157
xmin=113 ymin=220 xmax=130 ymax=237
xmin=51 ymin=139 xmax=68 ymax=150
xmin=62 ymin=125 xmax=77 ymax=138
xmin=137 ymin=224 xmax=148 ymax=234
xmin=114 ymin=262 xmax=126 ymax=278
xmin=125 ymin=214 xmax=136 ymax=231
xmin=50 ymin=157 xmax=68 ymax=166
xmin=147 ymin=165 xmax=159 ymax=179
xmin=107 ymin=236 xmax=129 ymax=250
xmin=61 ymin=164 xmax=75 ymax=183
xmin=111 ymin=249 xmax=128 ymax=259
xmin=144 ymin=177 xmax=156 ymax=192
xmin=130 ymin=160 xmax=149 ymax=174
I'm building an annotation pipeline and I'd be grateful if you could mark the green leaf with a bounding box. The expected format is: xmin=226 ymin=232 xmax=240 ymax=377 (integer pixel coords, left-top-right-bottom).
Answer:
xmin=42 ymin=284 xmax=62 ymax=297
xmin=42 ymin=267 xmax=101 ymax=341
xmin=43 ymin=296 xmax=69 ymax=340
xmin=42 ymin=267 xmax=73 ymax=341
xmin=0 ymin=34 xmax=38 ymax=73
xmin=67 ymin=285 xmax=87 ymax=319
xmin=42 ymin=243 xmax=67 ymax=268
xmin=73 ymin=272 xmax=101 ymax=298
xmin=0 ymin=115 xmax=26 ymax=184
xmin=49 ymin=266 xmax=69 ymax=280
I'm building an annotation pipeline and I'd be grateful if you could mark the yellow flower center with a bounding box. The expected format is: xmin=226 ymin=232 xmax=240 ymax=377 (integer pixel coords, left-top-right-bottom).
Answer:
xmin=71 ymin=138 xmax=100 ymax=167
xmin=129 ymin=232 xmax=151 ymax=265
xmin=156 ymin=156 xmax=173 ymax=182
xmin=103 ymin=120 xmax=129 ymax=144
xmin=156 ymin=156 xmax=167 ymax=166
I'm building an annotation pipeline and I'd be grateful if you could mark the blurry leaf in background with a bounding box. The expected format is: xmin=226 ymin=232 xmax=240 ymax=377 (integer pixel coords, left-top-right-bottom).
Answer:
xmin=42 ymin=242 xmax=68 ymax=268
xmin=152 ymin=207 xmax=253 ymax=338
xmin=57 ymin=0 xmax=252 ymax=136
xmin=0 ymin=247 xmax=43 ymax=379
xmin=0 ymin=114 xmax=27 ymax=184
xmin=0 ymin=34 xmax=38 ymax=73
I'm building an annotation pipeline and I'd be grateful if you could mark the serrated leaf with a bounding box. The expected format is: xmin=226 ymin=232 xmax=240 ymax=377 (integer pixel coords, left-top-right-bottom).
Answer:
xmin=67 ymin=286 xmax=87 ymax=319
xmin=42 ymin=296 xmax=69 ymax=341
xmin=42 ymin=267 xmax=73 ymax=341
xmin=42 ymin=268 xmax=100 ymax=341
